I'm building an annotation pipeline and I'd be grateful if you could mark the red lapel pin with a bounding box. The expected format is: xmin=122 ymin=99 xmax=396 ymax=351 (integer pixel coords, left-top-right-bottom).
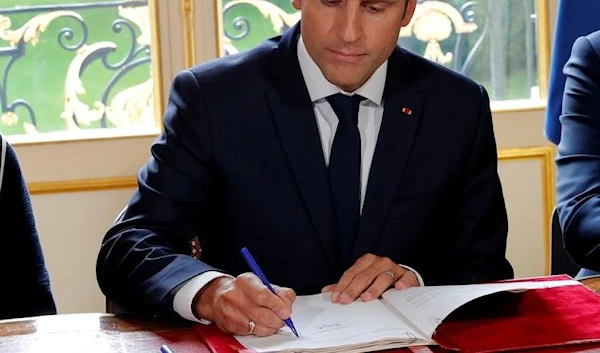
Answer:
xmin=402 ymin=107 xmax=413 ymax=115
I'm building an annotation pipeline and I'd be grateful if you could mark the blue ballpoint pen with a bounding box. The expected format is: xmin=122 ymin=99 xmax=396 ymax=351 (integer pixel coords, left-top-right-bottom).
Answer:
xmin=240 ymin=247 xmax=299 ymax=337
xmin=160 ymin=344 xmax=174 ymax=353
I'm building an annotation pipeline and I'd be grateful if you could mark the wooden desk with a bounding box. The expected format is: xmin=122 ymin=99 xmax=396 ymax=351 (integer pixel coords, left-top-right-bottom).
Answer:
xmin=579 ymin=274 xmax=600 ymax=293
xmin=0 ymin=313 xmax=208 ymax=353
xmin=2 ymin=277 xmax=600 ymax=353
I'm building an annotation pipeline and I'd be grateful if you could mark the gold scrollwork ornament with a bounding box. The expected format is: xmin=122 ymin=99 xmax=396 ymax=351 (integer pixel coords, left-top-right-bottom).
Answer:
xmin=400 ymin=1 xmax=477 ymax=66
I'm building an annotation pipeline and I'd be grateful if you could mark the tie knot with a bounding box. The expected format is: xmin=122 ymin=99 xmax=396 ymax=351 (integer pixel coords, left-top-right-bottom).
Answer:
xmin=326 ymin=93 xmax=363 ymax=125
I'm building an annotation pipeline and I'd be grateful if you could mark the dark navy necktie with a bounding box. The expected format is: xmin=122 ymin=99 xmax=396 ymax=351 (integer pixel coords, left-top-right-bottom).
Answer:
xmin=326 ymin=93 xmax=363 ymax=264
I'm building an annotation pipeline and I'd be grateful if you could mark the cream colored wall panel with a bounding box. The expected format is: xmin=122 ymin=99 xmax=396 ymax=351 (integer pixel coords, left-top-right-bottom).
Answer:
xmin=493 ymin=112 xmax=552 ymax=150
xmin=499 ymin=159 xmax=547 ymax=278
xmin=14 ymin=137 xmax=156 ymax=183
xmin=548 ymin=0 xmax=558 ymax=41
xmin=31 ymin=189 xmax=135 ymax=314
xmin=192 ymin=0 xmax=219 ymax=64
xmin=158 ymin=0 xmax=184 ymax=89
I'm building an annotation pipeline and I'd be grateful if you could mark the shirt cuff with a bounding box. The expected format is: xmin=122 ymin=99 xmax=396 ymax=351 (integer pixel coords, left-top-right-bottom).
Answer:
xmin=399 ymin=264 xmax=425 ymax=286
xmin=173 ymin=271 xmax=233 ymax=323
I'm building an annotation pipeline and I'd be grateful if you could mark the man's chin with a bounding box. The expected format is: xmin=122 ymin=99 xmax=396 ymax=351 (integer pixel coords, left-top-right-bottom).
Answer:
xmin=330 ymin=79 xmax=363 ymax=93
xmin=322 ymin=72 xmax=364 ymax=92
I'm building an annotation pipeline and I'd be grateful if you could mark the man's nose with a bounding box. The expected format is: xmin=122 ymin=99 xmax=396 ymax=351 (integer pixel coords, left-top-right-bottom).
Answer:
xmin=333 ymin=6 xmax=363 ymax=43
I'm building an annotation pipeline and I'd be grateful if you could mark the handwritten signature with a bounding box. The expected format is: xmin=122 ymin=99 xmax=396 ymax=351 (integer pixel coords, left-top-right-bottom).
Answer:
xmin=316 ymin=322 xmax=342 ymax=330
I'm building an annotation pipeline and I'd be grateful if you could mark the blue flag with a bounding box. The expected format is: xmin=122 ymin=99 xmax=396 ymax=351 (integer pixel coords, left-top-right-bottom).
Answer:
xmin=545 ymin=0 xmax=600 ymax=144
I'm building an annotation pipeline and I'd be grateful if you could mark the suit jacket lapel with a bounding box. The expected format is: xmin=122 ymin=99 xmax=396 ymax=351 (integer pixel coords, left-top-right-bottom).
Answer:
xmin=266 ymin=24 xmax=340 ymax=276
xmin=352 ymin=49 xmax=425 ymax=260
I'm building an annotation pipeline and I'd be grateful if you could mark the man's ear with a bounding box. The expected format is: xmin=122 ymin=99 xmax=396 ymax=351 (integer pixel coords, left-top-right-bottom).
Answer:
xmin=291 ymin=0 xmax=302 ymax=11
xmin=401 ymin=0 xmax=417 ymax=26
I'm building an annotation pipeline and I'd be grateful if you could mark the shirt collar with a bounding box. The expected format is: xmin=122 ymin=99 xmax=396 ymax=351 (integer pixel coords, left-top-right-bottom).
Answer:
xmin=297 ymin=36 xmax=387 ymax=106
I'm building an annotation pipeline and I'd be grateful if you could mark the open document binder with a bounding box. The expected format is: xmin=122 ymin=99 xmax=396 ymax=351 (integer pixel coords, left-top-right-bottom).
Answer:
xmin=196 ymin=275 xmax=600 ymax=353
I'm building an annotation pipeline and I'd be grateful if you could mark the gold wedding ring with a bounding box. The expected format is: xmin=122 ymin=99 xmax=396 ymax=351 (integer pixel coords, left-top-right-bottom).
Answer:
xmin=383 ymin=269 xmax=396 ymax=283
xmin=248 ymin=320 xmax=256 ymax=335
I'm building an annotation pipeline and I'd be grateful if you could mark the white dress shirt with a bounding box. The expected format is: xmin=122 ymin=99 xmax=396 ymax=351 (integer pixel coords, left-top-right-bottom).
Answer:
xmin=173 ymin=37 xmax=423 ymax=323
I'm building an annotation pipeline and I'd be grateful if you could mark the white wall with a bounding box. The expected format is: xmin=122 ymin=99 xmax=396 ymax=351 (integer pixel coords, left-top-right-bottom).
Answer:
xmin=31 ymin=189 xmax=135 ymax=313
xmin=499 ymin=155 xmax=549 ymax=278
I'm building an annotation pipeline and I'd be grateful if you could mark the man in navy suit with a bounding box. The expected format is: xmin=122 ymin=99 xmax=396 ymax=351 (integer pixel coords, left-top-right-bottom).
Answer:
xmin=556 ymin=29 xmax=600 ymax=277
xmin=97 ymin=0 xmax=512 ymax=336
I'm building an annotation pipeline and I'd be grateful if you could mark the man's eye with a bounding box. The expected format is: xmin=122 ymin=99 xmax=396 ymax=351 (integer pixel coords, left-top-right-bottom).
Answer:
xmin=322 ymin=0 xmax=341 ymax=6
xmin=365 ymin=4 xmax=385 ymax=13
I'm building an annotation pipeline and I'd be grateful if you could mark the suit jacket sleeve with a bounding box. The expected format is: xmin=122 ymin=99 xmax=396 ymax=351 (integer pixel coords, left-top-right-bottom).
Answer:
xmin=418 ymin=85 xmax=513 ymax=285
xmin=96 ymin=70 xmax=221 ymax=319
xmin=0 ymin=137 xmax=56 ymax=319
xmin=556 ymin=35 xmax=600 ymax=271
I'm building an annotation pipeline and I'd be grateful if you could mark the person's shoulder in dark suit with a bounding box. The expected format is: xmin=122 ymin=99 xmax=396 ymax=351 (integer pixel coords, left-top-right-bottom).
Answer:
xmin=398 ymin=46 xmax=491 ymax=126
xmin=556 ymin=29 xmax=600 ymax=272
xmin=174 ymin=35 xmax=280 ymax=100
xmin=401 ymin=46 xmax=484 ymax=94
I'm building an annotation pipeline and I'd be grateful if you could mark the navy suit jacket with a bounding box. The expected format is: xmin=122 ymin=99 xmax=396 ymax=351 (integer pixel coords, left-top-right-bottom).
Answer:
xmin=556 ymin=30 xmax=600 ymax=271
xmin=0 ymin=135 xmax=56 ymax=319
xmin=97 ymin=24 xmax=512 ymax=319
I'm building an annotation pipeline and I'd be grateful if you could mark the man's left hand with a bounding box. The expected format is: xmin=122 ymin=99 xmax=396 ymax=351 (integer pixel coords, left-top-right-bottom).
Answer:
xmin=321 ymin=253 xmax=419 ymax=304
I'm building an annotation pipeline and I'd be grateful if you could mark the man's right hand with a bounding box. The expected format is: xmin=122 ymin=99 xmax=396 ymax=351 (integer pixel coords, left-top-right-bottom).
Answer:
xmin=193 ymin=273 xmax=296 ymax=336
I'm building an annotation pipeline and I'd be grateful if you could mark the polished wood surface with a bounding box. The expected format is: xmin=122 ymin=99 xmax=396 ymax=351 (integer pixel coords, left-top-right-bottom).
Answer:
xmin=2 ymin=276 xmax=600 ymax=353
xmin=0 ymin=313 xmax=209 ymax=353
xmin=579 ymin=274 xmax=600 ymax=293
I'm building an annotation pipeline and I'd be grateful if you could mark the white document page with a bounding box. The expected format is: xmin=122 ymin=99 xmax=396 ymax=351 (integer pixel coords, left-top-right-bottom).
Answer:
xmin=382 ymin=279 xmax=581 ymax=338
xmin=236 ymin=292 xmax=428 ymax=353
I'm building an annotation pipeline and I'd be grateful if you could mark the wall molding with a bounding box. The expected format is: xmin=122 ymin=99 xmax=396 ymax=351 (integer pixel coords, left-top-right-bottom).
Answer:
xmin=498 ymin=145 xmax=556 ymax=275
xmin=29 ymin=176 xmax=137 ymax=195
xmin=181 ymin=0 xmax=196 ymax=68
xmin=214 ymin=0 xmax=224 ymax=57
xmin=150 ymin=0 xmax=165 ymax=127
xmin=537 ymin=0 xmax=551 ymax=99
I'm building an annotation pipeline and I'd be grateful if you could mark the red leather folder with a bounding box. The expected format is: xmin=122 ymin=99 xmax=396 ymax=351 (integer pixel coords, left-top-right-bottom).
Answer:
xmin=194 ymin=275 xmax=600 ymax=353
xmin=432 ymin=275 xmax=600 ymax=353
xmin=195 ymin=324 xmax=249 ymax=353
